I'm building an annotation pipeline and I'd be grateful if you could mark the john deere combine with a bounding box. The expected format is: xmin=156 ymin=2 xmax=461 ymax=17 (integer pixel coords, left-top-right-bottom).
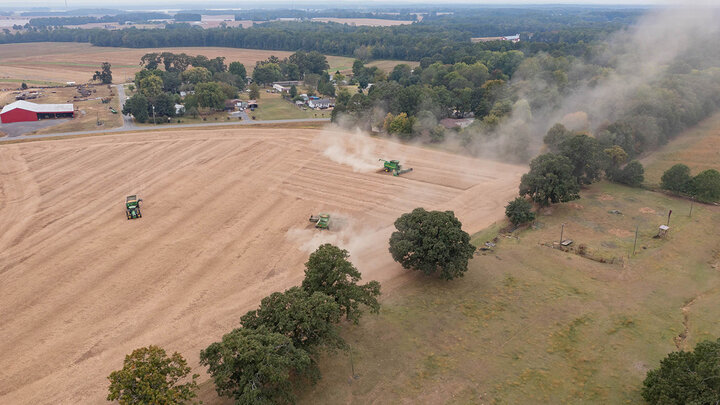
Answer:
xmin=379 ymin=159 xmax=413 ymax=176
xmin=126 ymin=195 xmax=143 ymax=219
xmin=309 ymin=213 xmax=330 ymax=230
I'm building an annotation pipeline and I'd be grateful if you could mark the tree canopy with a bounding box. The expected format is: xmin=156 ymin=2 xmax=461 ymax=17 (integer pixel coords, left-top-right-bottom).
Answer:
xmin=240 ymin=287 xmax=345 ymax=352
xmin=92 ymin=62 xmax=112 ymax=84
xmin=505 ymin=197 xmax=536 ymax=226
xmin=642 ymin=338 xmax=720 ymax=404
xmin=389 ymin=208 xmax=476 ymax=280
xmin=107 ymin=345 xmax=198 ymax=405
xmin=200 ymin=327 xmax=312 ymax=405
xmin=559 ymin=134 xmax=603 ymax=185
xmin=302 ymin=244 xmax=381 ymax=323
xmin=519 ymin=153 xmax=580 ymax=206
xmin=661 ymin=164 xmax=692 ymax=195
xmin=690 ymin=169 xmax=720 ymax=203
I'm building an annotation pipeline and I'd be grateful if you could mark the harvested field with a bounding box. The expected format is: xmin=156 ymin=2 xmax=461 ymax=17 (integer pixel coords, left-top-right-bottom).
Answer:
xmin=0 ymin=43 xmax=409 ymax=85
xmin=0 ymin=127 xmax=524 ymax=404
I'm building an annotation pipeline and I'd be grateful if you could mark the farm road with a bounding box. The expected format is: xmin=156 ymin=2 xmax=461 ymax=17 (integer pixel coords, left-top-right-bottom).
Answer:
xmin=0 ymin=116 xmax=331 ymax=142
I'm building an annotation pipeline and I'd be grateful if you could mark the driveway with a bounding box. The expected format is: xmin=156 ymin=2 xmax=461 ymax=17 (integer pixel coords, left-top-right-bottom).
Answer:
xmin=115 ymin=84 xmax=136 ymax=130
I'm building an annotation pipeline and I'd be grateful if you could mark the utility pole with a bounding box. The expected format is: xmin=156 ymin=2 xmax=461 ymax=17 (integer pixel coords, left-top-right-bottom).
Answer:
xmin=559 ymin=223 xmax=565 ymax=244
xmin=349 ymin=345 xmax=358 ymax=380
xmin=632 ymin=224 xmax=639 ymax=256
xmin=689 ymin=197 xmax=694 ymax=218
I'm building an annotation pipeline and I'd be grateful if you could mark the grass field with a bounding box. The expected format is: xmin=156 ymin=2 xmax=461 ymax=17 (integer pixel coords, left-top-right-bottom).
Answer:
xmin=290 ymin=119 xmax=720 ymax=404
xmin=250 ymin=92 xmax=324 ymax=120
xmin=296 ymin=180 xmax=720 ymax=404
xmin=641 ymin=112 xmax=720 ymax=187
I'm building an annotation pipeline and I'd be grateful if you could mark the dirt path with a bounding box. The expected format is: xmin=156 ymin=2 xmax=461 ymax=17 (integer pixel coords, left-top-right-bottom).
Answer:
xmin=0 ymin=127 xmax=525 ymax=404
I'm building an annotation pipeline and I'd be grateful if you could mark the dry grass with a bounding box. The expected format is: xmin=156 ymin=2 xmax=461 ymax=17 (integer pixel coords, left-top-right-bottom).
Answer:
xmin=297 ymin=181 xmax=720 ymax=405
xmin=292 ymin=119 xmax=720 ymax=405
xmin=641 ymin=111 xmax=720 ymax=187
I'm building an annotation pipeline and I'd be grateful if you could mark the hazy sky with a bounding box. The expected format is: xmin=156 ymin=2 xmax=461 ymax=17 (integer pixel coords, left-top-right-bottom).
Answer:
xmin=2 ymin=0 xmax=714 ymax=8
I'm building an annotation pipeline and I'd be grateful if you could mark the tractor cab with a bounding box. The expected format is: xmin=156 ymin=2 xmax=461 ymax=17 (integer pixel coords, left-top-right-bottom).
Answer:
xmin=379 ymin=159 xmax=413 ymax=176
xmin=309 ymin=213 xmax=331 ymax=230
xmin=126 ymin=195 xmax=143 ymax=219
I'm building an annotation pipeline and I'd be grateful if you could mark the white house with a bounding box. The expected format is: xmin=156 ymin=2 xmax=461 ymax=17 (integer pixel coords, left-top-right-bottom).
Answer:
xmin=273 ymin=84 xmax=290 ymax=93
xmin=308 ymin=99 xmax=334 ymax=109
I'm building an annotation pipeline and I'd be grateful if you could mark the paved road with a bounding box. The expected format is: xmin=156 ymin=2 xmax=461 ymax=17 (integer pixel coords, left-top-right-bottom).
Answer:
xmin=0 ymin=117 xmax=331 ymax=142
xmin=115 ymin=84 xmax=136 ymax=130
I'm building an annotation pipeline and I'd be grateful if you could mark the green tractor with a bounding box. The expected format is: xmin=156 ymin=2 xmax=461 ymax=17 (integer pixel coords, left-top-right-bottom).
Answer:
xmin=126 ymin=195 xmax=143 ymax=220
xmin=309 ymin=213 xmax=330 ymax=230
xmin=379 ymin=159 xmax=413 ymax=176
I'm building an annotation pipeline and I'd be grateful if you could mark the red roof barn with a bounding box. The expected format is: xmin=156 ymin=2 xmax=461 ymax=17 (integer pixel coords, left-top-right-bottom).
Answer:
xmin=0 ymin=100 xmax=74 ymax=124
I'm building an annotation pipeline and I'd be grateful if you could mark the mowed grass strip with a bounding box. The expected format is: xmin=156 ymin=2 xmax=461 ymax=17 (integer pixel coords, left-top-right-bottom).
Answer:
xmin=297 ymin=181 xmax=720 ymax=404
xmin=251 ymin=93 xmax=321 ymax=121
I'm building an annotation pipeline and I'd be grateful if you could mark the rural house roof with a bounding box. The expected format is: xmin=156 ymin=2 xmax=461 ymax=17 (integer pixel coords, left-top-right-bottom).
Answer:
xmin=1 ymin=100 xmax=74 ymax=115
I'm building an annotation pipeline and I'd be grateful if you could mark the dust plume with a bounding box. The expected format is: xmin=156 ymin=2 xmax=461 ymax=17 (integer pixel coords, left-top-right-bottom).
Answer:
xmin=469 ymin=6 xmax=720 ymax=159
xmin=313 ymin=127 xmax=378 ymax=172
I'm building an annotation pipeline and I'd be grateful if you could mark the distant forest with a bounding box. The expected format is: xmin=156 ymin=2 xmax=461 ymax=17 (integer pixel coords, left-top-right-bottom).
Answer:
xmin=1 ymin=7 xmax=641 ymax=62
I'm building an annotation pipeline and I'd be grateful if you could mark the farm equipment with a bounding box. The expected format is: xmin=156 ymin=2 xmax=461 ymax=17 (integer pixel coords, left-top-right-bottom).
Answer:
xmin=126 ymin=195 xmax=143 ymax=220
xmin=309 ymin=213 xmax=330 ymax=230
xmin=379 ymin=159 xmax=413 ymax=176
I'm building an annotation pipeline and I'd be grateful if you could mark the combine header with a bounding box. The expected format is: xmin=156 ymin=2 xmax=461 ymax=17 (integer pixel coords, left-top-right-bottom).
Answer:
xmin=379 ymin=159 xmax=413 ymax=176
xmin=309 ymin=213 xmax=331 ymax=230
xmin=126 ymin=195 xmax=143 ymax=219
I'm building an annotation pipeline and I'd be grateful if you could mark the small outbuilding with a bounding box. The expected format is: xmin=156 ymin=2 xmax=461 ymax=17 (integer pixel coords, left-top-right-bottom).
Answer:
xmin=1 ymin=100 xmax=74 ymax=124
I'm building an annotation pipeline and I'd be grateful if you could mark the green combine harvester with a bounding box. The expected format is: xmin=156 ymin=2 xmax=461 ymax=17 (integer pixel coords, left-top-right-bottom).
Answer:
xmin=309 ymin=213 xmax=330 ymax=230
xmin=126 ymin=195 xmax=143 ymax=220
xmin=379 ymin=159 xmax=413 ymax=176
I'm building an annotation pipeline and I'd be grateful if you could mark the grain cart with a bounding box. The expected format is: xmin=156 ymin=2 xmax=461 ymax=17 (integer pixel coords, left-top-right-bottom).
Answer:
xmin=126 ymin=195 xmax=143 ymax=219
xmin=379 ymin=159 xmax=413 ymax=176
xmin=309 ymin=213 xmax=330 ymax=230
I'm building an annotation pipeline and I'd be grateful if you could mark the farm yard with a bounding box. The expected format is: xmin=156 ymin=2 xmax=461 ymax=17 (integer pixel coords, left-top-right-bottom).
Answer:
xmin=0 ymin=127 xmax=524 ymax=405
xmin=0 ymin=84 xmax=122 ymax=137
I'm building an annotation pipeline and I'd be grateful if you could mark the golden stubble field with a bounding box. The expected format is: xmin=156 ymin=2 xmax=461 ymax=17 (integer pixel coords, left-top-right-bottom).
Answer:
xmin=0 ymin=126 xmax=525 ymax=404
xmin=0 ymin=43 xmax=410 ymax=86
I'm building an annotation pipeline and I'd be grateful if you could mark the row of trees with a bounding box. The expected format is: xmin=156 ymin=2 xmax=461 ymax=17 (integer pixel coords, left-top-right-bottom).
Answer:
xmin=518 ymin=129 xmax=645 ymax=208
xmin=661 ymin=164 xmax=720 ymax=203
xmin=107 ymin=244 xmax=381 ymax=404
xmin=251 ymin=51 xmax=329 ymax=85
